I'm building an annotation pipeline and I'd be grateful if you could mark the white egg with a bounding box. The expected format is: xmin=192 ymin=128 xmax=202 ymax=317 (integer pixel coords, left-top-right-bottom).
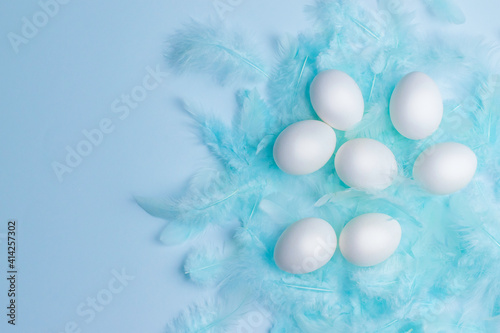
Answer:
xmin=339 ymin=213 xmax=402 ymax=267
xmin=334 ymin=138 xmax=398 ymax=190
xmin=390 ymin=71 xmax=443 ymax=140
xmin=413 ymin=142 xmax=477 ymax=195
xmin=274 ymin=217 xmax=337 ymax=274
xmin=273 ymin=120 xmax=336 ymax=175
xmin=309 ymin=69 xmax=364 ymax=131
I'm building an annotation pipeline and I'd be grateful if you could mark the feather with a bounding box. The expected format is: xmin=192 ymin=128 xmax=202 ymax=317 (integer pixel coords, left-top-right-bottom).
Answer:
xmin=165 ymin=20 xmax=269 ymax=85
xmin=184 ymin=243 xmax=231 ymax=286
xmin=422 ymin=0 xmax=466 ymax=25
xmin=185 ymin=105 xmax=250 ymax=171
xmin=235 ymin=89 xmax=272 ymax=146
xmin=266 ymin=35 xmax=320 ymax=130
xmin=166 ymin=297 xmax=244 ymax=333
xmin=166 ymin=292 xmax=270 ymax=333
xmin=135 ymin=169 xmax=243 ymax=245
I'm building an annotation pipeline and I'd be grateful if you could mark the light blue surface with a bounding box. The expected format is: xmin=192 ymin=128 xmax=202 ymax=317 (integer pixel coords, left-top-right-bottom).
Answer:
xmin=0 ymin=1 xmax=498 ymax=332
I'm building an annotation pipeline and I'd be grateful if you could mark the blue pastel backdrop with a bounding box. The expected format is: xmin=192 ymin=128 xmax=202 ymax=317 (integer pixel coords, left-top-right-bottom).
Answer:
xmin=0 ymin=0 xmax=499 ymax=332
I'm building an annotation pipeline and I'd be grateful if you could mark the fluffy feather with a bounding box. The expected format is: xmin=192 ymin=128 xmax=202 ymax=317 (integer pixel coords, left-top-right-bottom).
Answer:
xmin=423 ymin=0 xmax=466 ymax=24
xmin=135 ymin=169 xmax=242 ymax=245
xmin=166 ymin=291 xmax=269 ymax=333
xmin=165 ymin=20 xmax=269 ymax=85
xmin=184 ymin=243 xmax=231 ymax=286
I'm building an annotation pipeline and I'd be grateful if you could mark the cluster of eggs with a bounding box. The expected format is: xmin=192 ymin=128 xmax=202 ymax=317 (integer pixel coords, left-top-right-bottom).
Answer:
xmin=272 ymin=70 xmax=478 ymax=274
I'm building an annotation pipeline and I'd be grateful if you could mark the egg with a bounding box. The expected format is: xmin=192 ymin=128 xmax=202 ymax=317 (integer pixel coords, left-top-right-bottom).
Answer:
xmin=334 ymin=138 xmax=398 ymax=190
xmin=274 ymin=217 xmax=337 ymax=274
xmin=339 ymin=213 xmax=402 ymax=267
xmin=309 ymin=69 xmax=364 ymax=131
xmin=390 ymin=71 xmax=443 ymax=140
xmin=273 ymin=120 xmax=336 ymax=175
xmin=413 ymin=142 xmax=477 ymax=195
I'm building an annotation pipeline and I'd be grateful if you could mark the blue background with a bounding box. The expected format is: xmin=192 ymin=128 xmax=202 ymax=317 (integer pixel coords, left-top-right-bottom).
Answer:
xmin=0 ymin=0 xmax=499 ymax=332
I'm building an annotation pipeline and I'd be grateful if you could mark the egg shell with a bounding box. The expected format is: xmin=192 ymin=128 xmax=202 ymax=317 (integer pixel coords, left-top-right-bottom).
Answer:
xmin=390 ymin=71 xmax=443 ymax=140
xmin=339 ymin=213 xmax=402 ymax=267
xmin=334 ymin=138 xmax=398 ymax=190
xmin=309 ymin=69 xmax=364 ymax=131
xmin=273 ymin=120 xmax=336 ymax=175
xmin=413 ymin=142 xmax=477 ymax=195
xmin=274 ymin=217 xmax=337 ymax=274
